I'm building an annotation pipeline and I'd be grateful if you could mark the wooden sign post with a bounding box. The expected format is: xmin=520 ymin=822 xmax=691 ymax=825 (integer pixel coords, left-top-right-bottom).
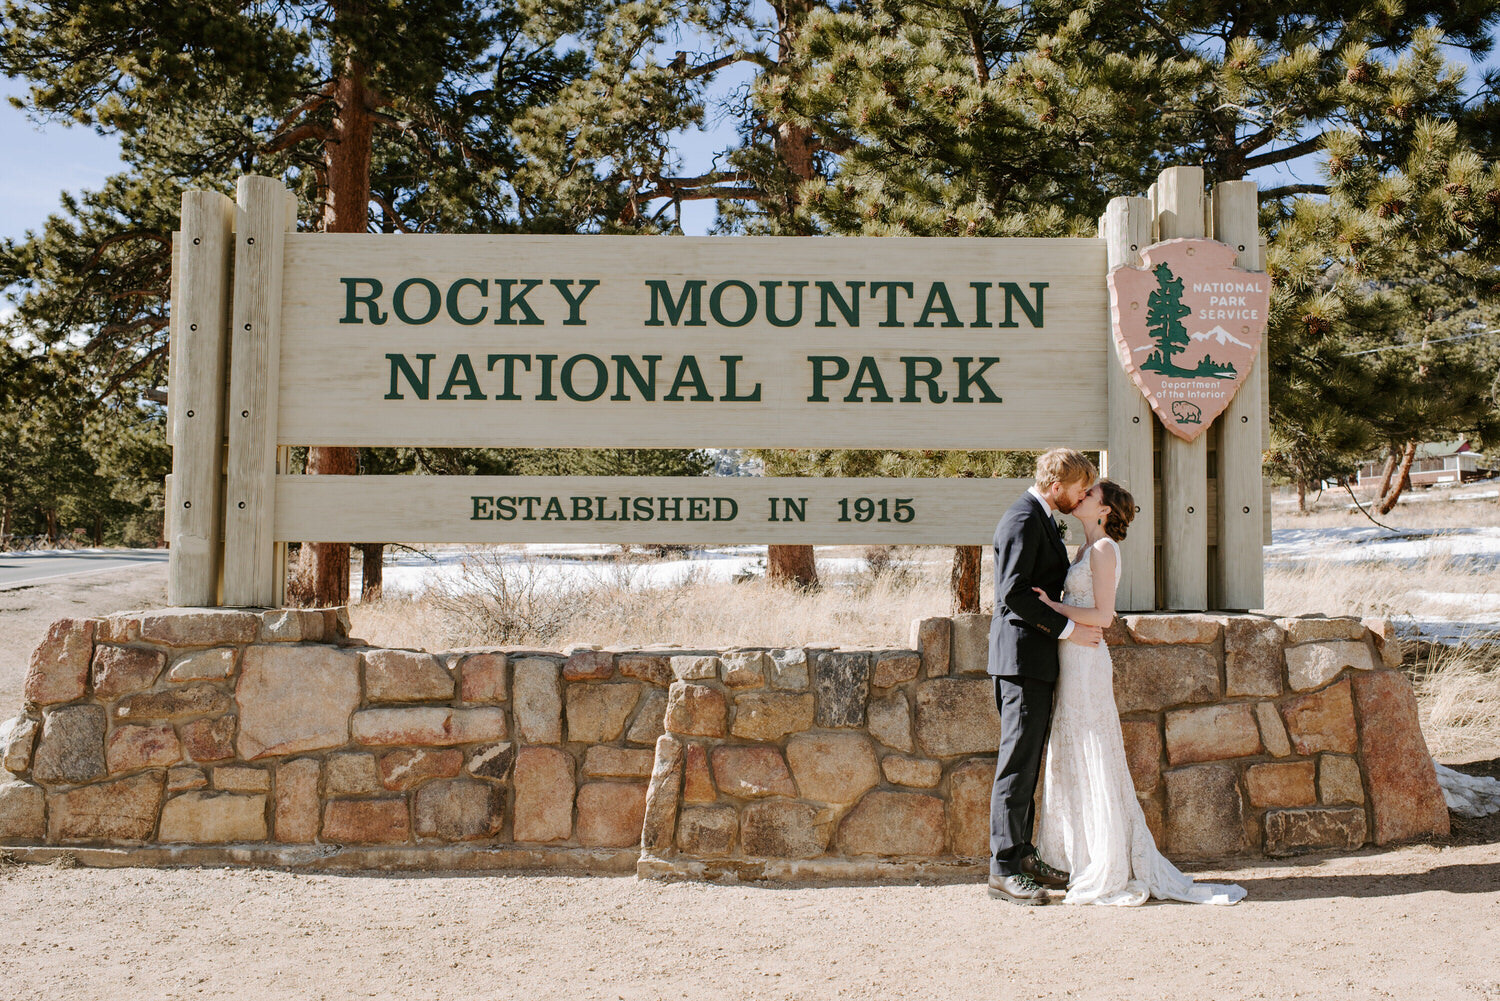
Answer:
xmin=167 ymin=166 xmax=1270 ymax=611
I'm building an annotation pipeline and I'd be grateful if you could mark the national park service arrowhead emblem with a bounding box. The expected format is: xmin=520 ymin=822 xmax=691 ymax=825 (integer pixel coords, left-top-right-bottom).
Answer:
xmin=1107 ymin=238 xmax=1269 ymax=442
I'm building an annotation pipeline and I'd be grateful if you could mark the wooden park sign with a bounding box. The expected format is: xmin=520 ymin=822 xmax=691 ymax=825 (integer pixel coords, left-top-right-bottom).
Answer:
xmin=166 ymin=166 xmax=1269 ymax=614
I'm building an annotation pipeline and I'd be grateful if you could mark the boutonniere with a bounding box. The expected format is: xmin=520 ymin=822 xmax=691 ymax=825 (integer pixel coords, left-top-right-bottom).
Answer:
xmin=1054 ymin=516 xmax=1069 ymax=541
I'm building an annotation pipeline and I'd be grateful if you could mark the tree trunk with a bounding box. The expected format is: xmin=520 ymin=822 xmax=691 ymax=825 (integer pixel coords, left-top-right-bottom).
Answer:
xmin=1377 ymin=441 xmax=1418 ymax=514
xmin=767 ymin=544 xmax=819 ymax=588
xmin=1374 ymin=451 xmax=1398 ymax=504
xmin=304 ymin=21 xmax=376 ymax=608
xmin=44 ymin=508 xmax=58 ymax=542
xmin=360 ymin=543 xmax=384 ymax=602
xmin=1296 ymin=479 xmax=1307 ymax=513
xmin=1 ymin=483 xmax=12 ymax=543
xmin=92 ymin=514 xmax=103 ymax=547
xmin=950 ymin=545 xmax=982 ymax=613
xmin=759 ymin=2 xmax=822 ymax=589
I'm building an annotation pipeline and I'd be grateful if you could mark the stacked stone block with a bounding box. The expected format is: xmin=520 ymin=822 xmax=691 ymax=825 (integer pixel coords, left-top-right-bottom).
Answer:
xmin=0 ymin=608 xmax=674 ymax=867
xmin=0 ymin=607 xmax=1449 ymax=877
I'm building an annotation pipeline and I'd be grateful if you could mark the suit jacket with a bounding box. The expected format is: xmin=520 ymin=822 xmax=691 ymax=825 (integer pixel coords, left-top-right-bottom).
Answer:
xmin=987 ymin=491 xmax=1073 ymax=682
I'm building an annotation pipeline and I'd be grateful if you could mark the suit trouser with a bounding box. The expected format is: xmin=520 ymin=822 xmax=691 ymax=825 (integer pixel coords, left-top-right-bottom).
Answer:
xmin=988 ymin=675 xmax=1055 ymax=876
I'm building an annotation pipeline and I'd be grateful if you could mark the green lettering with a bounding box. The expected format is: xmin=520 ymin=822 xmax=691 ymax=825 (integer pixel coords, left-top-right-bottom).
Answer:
xmin=340 ymin=277 xmax=386 ymax=324
xmin=815 ymin=281 xmax=863 ymax=327
xmin=900 ymin=357 xmax=948 ymax=402
xmin=955 ymin=356 xmax=1003 ymax=402
xmin=611 ymin=355 xmax=661 ymax=401
xmin=807 ymin=355 xmax=850 ymax=402
xmin=385 ymin=353 xmax=436 ymax=399
xmin=998 ymin=282 xmax=1047 ymax=328
xmin=868 ymin=282 xmax=914 ymax=327
xmin=845 ymin=356 xmax=894 ymax=403
xmin=535 ymin=354 xmax=558 ymax=400
xmin=914 ymin=281 xmax=964 ymax=328
xmin=471 ymin=496 xmax=493 ymax=520
xmin=436 ymin=354 xmax=487 ymax=400
xmin=486 ymin=354 xmax=531 ymax=400
xmin=762 ymin=281 xmax=807 ymax=327
xmin=561 ymin=354 xmax=608 ymax=402
xmin=392 ymin=278 xmax=441 ymax=324
xmin=664 ymin=355 xmax=713 ymax=401
xmin=969 ymin=282 xmax=992 ymax=328
xmin=550 ymin=278 xmax=599 ymax=325
xmin=495 ymin=278 xmax=545 ymax=325
xmin=644 ymin=280 xmax=707 ymax=326
xmin=720 ymin=355 xmax=762 ymax=402
xmin=709 ymin=280 xmax=757 ymax=327
xmin=446 ymin=278 xmax=489 ymax=325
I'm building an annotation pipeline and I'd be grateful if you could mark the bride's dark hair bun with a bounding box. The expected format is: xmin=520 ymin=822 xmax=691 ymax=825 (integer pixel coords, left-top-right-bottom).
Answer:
xmin=1099 ymin=479 xmax=1136 ymax=542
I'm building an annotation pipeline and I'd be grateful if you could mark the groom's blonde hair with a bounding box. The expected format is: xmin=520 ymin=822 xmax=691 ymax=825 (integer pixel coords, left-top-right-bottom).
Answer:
xmin=1034 ymin=448 xmax=1098 ymax=491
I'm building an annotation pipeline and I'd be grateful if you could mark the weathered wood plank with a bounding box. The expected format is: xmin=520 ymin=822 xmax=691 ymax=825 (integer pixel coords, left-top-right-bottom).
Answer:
xmin=222 ymin=176 xmax=290 ymax=606
xmin=1212 ymin=179 xmax=1265 ymax=610
xmin=167 ymin=191 xmax=236 ymax=606
xmin=1101 ymin=196 xmax=1157 ymax=610
xmin=274 ymin=476 xmax=1045 ymax=546
xmin=1155 ymin=166 xmax=1209 ymax=610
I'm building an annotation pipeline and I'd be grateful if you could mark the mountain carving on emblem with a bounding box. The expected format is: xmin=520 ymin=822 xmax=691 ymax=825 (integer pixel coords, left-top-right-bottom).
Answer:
xmin=1107 ymin=238 xmax=1270 ymax=442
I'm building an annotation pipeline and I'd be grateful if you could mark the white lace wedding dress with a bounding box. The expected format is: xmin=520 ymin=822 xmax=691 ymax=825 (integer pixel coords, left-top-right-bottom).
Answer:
xmin=1035 ymin=538 xmax=1246 ymax=906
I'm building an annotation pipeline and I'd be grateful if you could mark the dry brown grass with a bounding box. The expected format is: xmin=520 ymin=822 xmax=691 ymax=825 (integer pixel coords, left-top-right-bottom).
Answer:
xmin=349 ymin=549 xmax=971 ymax=652
xmin=1413 ymin=641 xmax=1500 ymax=760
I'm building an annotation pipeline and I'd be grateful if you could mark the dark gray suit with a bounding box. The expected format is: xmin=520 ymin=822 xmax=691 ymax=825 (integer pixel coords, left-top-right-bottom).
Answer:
xmin=987 ymin=491 xmax=1073 ymax=876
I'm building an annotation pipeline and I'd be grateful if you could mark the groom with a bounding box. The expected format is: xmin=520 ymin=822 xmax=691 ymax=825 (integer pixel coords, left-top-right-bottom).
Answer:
xmin=987 ymin=448 xmax=1102 ymax=905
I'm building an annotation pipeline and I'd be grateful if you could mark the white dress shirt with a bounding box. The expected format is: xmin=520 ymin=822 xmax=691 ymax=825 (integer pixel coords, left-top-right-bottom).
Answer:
xmin=1027 ymin=486 xmax=1076 ymax=640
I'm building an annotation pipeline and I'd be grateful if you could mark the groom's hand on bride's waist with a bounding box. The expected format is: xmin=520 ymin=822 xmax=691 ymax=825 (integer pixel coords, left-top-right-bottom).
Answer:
xmin=1066 ymin=624 xmax=1103 ymax=647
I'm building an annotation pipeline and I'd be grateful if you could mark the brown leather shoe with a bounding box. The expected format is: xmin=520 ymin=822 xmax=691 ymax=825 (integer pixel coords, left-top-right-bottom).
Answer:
xmin=987 ymin=873 xmax=1050 ymax=905
xmin=1020 ymin=853 xmax=1070 ymax=890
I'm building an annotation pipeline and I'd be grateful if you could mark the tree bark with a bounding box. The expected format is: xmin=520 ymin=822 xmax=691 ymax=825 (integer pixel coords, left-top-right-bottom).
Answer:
xmin=767 ymin=544 xmax=819 ymax=588
xmin=92 ymin=514 xmax=103 ymax=547
xmin=1374 ymin=451 xmax=1398 ymax=503
xmin=1376 ymin=441 xmax=1418 ymax=514
xmin=304 ymin=16 xmax=375 ymax=608
xmin=359 ymin=543 xmax=384 ymax=602
xmin=1 ymin=483 xmax=12 ymax=542
xmin=950 ymin=544 xmax=982 ymax=613
xmin=760 ymin=2 xmax=820 ymax=590
xmin=1296 ymin=479 xmax=1307 ymax=513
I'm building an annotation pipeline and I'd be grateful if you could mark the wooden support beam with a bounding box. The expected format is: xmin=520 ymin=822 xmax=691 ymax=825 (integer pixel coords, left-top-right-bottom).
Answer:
xmin=1212 ymin=179 xmax=1266 ymax=610
xmin=222 ymin=176 xmax=291 ymax=607
xmin=167 ymin=190 xmax=236 ymax=606
xmin=1154 ymin=166 xmax=1209 ymax=610
xmin=1101 ymin=196 xmax=1157 ymax=610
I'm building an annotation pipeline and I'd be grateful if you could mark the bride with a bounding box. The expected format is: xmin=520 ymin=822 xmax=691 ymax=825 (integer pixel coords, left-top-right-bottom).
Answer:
xmin=1031 ymin=479 xmax=1246 ymax=906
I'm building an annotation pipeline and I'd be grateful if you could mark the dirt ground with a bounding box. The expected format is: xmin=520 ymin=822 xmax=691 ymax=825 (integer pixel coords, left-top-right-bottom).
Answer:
xmin=2 ymin=564 xmax=1499 ymax=1001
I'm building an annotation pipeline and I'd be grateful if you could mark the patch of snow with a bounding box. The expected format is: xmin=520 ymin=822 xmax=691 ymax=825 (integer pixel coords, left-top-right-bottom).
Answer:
xmin=1434 ymin=762 xmax=1500 ymax=818
xmin=1266 ymin=526 xmax=1500 ymax=568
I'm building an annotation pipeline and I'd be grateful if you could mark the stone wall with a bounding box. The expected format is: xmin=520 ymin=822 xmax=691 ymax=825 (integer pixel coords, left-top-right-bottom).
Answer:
xmin=0 ymin=608 xmax=1448 ymax=877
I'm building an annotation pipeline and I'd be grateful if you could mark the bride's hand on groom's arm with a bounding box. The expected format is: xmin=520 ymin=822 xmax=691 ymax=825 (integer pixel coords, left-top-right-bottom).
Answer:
xmin=1032 ymin=588 xmax=1102 ymax=646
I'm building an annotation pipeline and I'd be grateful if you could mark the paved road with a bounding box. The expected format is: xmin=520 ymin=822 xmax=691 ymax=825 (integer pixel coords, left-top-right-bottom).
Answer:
xmin=0 ymin=549 xmax=168 ymax=590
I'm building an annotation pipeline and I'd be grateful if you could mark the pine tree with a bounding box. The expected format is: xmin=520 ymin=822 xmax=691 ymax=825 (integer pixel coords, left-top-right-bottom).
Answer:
xmin=1143 ymin=262 xmax=1193 ymax=376
xmin=1 ymin=1 xmax=591 ymax=593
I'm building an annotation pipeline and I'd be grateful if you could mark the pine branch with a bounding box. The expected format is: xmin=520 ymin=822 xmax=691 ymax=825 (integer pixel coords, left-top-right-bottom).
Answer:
xmin=680 ymin=51 xmax=775 ymax=79
xmin=263 ymin=121 xmax=334 ymax=154
xmin=272 ymin=84 xmax=336 ymax=136
xmin=1261 ymin=183 xmax=1328 ymax=197
xmin=371 ymin=193 xmax=412 ymax=234
xmin=1243 ymin=133 xmax=1328 ymax=171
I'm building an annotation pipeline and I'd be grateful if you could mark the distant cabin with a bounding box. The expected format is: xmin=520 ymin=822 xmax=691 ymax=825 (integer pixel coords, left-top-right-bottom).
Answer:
xmin=1355 ymin=439 xmax=1494 ymax=487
